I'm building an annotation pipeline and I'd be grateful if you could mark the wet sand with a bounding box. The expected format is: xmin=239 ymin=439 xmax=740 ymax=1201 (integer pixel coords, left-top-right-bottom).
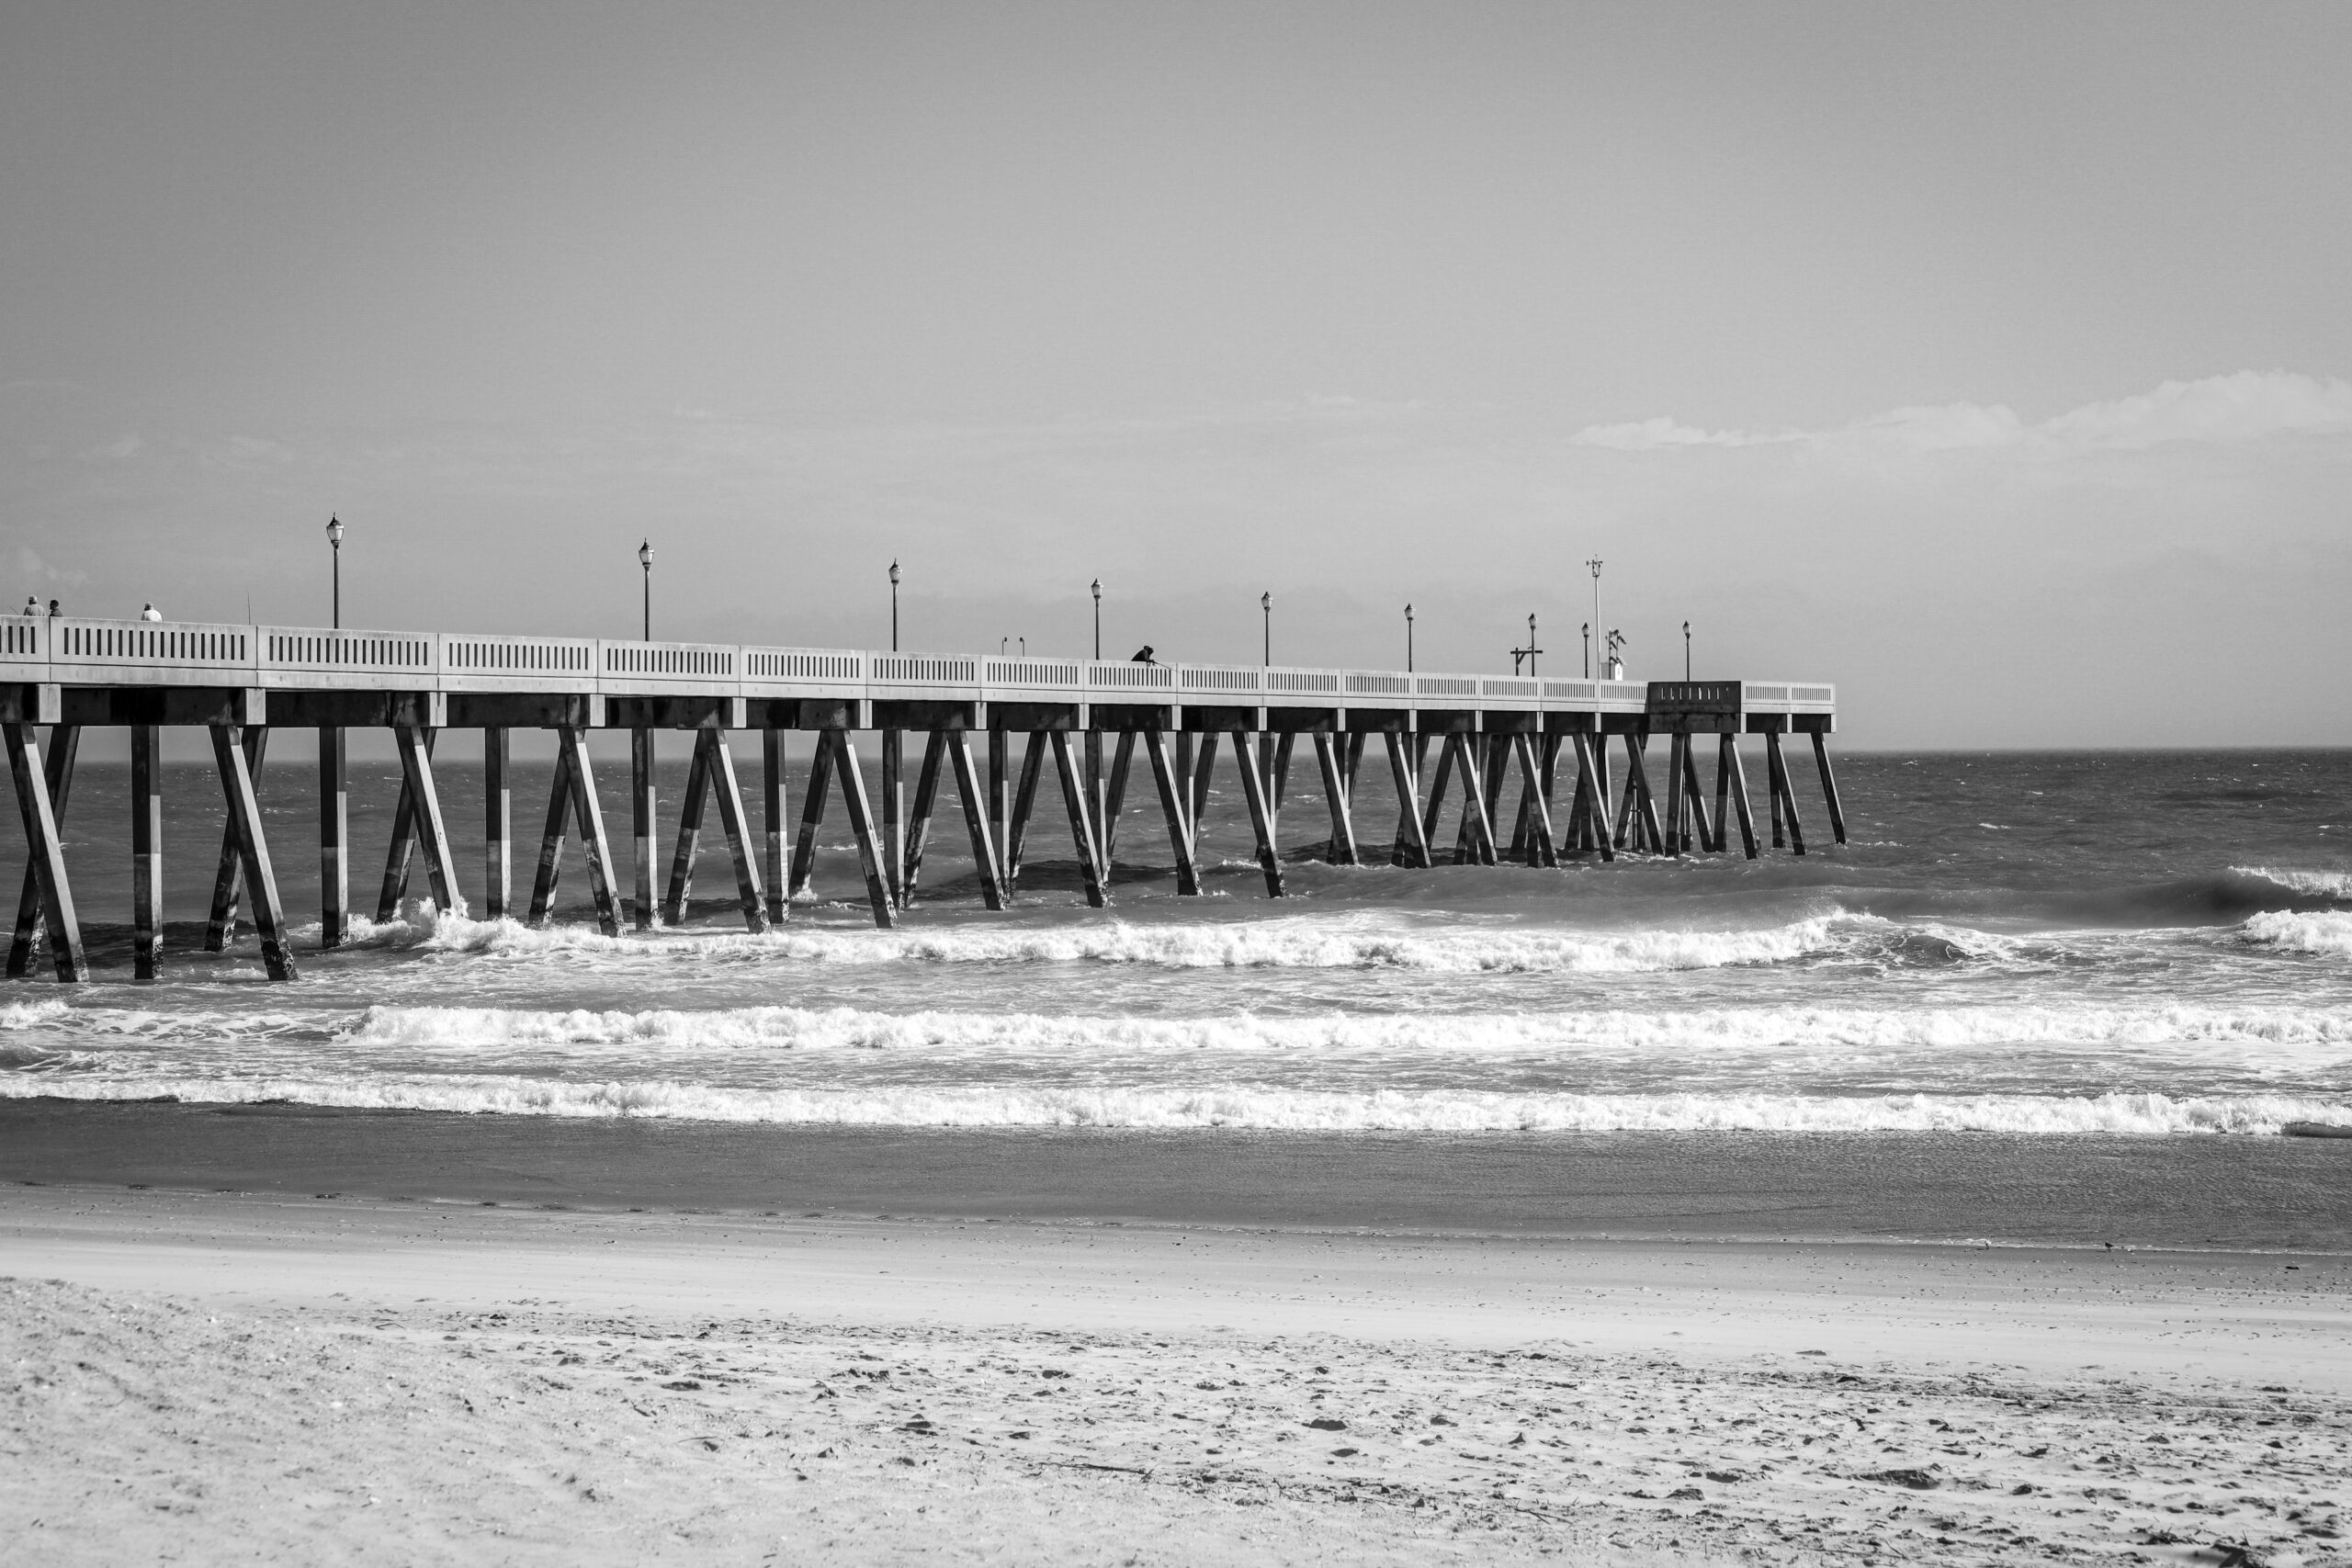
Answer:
xmin=5 ymin=1184 xmax=2347 ymax=1565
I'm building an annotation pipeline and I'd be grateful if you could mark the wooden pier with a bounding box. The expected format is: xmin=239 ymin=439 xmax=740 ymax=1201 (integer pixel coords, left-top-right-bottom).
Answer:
xmin=0 ymin=617 xmax=1842 ymax=981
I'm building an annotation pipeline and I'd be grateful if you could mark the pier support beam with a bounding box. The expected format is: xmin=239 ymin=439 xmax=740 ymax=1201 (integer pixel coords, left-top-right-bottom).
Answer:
xmin=481 ymin=728 xmax=510 ymax=919
xmin=208 ymin=728 xmax=266 ymax=950
xmin=788 ymin=730 xmax=835 ymax=899
xmin=660 ymin=730 xmax=712 ymax=926
xmin=1313 ymin=733 xmax=1358 ymax=865
xmin=880 ymin=728 xmax=906 ymax=909
xmin=1812 ymin=732 xmax=1849 ymax=846
xmin=392 ymin=724 xmax=462 ymax=917
xmin=1006 ymin=732 xmax=1046 ymax=889
xmin=1385 ymin=732 xmax=1432 ymax=869
xmin=987 ymin=729 xmax=1012 ymax=887
xmin=1510 ymin=734 xmax=1555 ymax=868
xmin=900 ymin=729 xmax=944 ymax=906
xmin=678 ymin=728 xmax=769 ymax=933
xmin=526 ymin=727 xmax=621 ymax=935
xmin=629 ymin=727 xmax=657 ymax=930
xmin=1766 ymin=731 xmax=1807 ymax=855
xmin=209 ymin=724 xmax=296 ymax=981
xmin=4 ymin=723 xmax=84 ymax=982
xmin=1722 ymin=735 xmax=1758 ymax=859
xmin=1102 ymin=731 xmax=1135 ymax=868
xmin=1144 ymin=728 xmax=1201 ymax=896
xmin=8 ymin=722 xmax=78 ymax=977
xmin=1679 ymin=736 xmax=1718 ymax=853
xmin=1227 ymin=730 xmax=1283 ymax=898
xmin=946 ymin=733 xmax=1008 ymax=911
xmin=1048 ymin=729 xmax=1110 ymax=908
xmin=319 ymin=728 xmax=348 ymax=944
xmin=1566 ymin=733 xmax=1614 ymax=863
xmin=131 ymin=725 xmax=162 ymax=978
xmin=823 ymin=729 xmax=897 ymax=930
xmin=761 ymin=730 xmax=787 ymax=923
xmin=375 ymin=728 xmax=433 ymax=921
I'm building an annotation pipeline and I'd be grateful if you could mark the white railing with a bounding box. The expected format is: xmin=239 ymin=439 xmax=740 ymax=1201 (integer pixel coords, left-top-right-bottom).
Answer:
xmin=0 ymin=615 xmax=1836 ymax=720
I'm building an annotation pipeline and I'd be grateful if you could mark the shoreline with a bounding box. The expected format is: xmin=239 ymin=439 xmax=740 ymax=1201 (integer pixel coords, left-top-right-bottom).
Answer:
xmin=5 ymin=1098 xmax=2349 ymax=1252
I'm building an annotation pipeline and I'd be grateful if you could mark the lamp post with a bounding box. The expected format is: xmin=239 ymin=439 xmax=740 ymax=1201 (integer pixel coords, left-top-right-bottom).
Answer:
xmin=1091 ymin=579 xmax=1102 ymax=661
xmin=1261 ymin=591 xmax=1272 ymax=667
xmin=1582 ymin=621 xmax=1590 ymax=679
xmin=1587 ymin=558 xmax=1603 ymax=670
xmin=1404 ymin=604 xmax=1414 ymax=672
xmin=1528 ymin=613 xmax=1539 ymax=677
xmin=888 ymin=559 xmax=900 ymax=652
xmin=325 ymin=514 xmax=345 ymax=628
xmin=638 ymin=540 xmax=652 ymax=641
xmin=1683 ymin=621 xmax=1691 ymax=682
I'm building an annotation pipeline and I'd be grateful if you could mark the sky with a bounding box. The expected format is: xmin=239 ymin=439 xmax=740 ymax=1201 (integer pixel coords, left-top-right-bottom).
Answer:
xmin=3 ymin=1 xmax=2348 ymax=748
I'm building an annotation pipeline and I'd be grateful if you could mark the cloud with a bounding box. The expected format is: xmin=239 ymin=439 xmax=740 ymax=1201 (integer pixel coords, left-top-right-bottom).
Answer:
xmin=1571 ymin=371 xmax=2352 ymax=455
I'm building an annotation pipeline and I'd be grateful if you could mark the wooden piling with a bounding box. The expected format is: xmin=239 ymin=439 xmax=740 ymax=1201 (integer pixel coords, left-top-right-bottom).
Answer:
xmin=1419 ymin=734 xmax=1457 ymax=852
xmin=1452 ymin=734 xmax=1499 ymax=866
xmin=319 ymin=727 xmax=349 ymax=943
xmin=1386 ymin=732 xmax=1430 ymax=869
xmin=900 ymin=729 xmax=945 ymax=904
xmin=208 ymin=724 xmax=295 ymax=981
xmin=1102 ymin=731 xmax=1135 ymax=867
xmin=880 ymin=728 xmax=906 ymax=909
xmin=788 ymin=730 xmax=834 ymax=898
xmin=1722 ymin=735 xmax=1759 ymax=859
xmin=761 ymin=730 xmax=787 ymax=923
xmin=374 ymin=728 xmax=431 ymax=921
xmin=1006 ymin=732 xmax=1046 ymax=887
xmin=946 ymin=734 xmax=1008 ymax=910
xmin=1811 ymin=732 xmax=1849 ymax=846
xmin=660 ymin=729 xmax=712 ymax=925
xmin=822 ymin=729 xmax=898 ymax=929
xmin=392 ymin=725 xmax=462 ymax=916
xmin=3 ymin=723 xmax=85 ymax=982
xmin=1047 ymin=729 xmax=1110 ymax=908
xmin=209 ymin=727 xmax=266 ymax=949
xmin=1566 ymin=732 xmax=1615 ymax=863
xmin=1766 ymin=731 xmax=1807 ymax=855
xmin=1313 ymin=734 xmax=1359 ymax=865
xmin=526 ymin=735 xmax=575 ymax=925
xmin=1144 ymin=728 xmax=1202 ymax=896
xmin=629 ymin=726 xmax=657 ymax=930
xmin=1228 ymin=731 xmax=1284 ymax=897
xmin=700 ymin=728 xmax=769 ymax=933
xmin=481 ymin=727 xmax=510 ymax=919
xmin=7 ymin=722 xmax=77 ymax=976
xmin=131 ymin=725 xmax=163 ymax=978
xmin=988 ymin=728 xmax=1012 ymax=886
xmin=559 ymin=727 xmax=623 ymax=934
xmin=1188 ymin=732 xmax=1219 ymax=840
xmin=1679 ymin=735 xmax=1717 ymax=853
xmin=1511 ymin=734 xmax=1555 ymax=868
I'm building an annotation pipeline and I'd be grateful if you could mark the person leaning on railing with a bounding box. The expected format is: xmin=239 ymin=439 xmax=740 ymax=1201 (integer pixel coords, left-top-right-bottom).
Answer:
xmin=1131 ymin=645 xmax=1157 ymax=664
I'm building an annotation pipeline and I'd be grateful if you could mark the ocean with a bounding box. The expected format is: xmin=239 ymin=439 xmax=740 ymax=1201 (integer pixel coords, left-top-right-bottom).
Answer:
xmin=4 ymin=743 xmax=2349 ymax=1247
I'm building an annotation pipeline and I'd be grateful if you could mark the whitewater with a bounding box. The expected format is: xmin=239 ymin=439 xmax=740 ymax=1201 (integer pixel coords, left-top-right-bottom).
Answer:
xmin=2 ymin=747 xmax=2349 ymax=1136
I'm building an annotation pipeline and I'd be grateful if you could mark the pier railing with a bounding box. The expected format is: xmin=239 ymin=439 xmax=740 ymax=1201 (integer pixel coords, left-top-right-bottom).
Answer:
xmin=0 ymin=615 xmax=1835 ymax=722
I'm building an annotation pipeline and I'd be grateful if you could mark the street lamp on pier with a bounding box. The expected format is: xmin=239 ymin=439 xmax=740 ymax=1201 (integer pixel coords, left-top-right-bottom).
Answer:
xmin=888 ymin=559 xmax=900 ymax=652
xmin=1261 ymin=591 xmax=1272 ymax=667
xmin=638 ymin=540 xmax=652 ymax=641
xmin=1582 ymin=621 xmax=1590 ymax=679
xmin=1091 ymin=579 xmax=1102 ymax=660
xmin=1404 ymin=604 xmax=1414 ymax=672
xmin=1683 ymin=621 xmax=1691 ymax=682
xmin=325 ymin=514 xmax=345 ymax=628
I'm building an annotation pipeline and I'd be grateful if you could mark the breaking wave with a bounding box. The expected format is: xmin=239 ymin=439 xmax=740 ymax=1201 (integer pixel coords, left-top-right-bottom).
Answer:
xmin=2240 ymin=910 xmax=2352 ymax=957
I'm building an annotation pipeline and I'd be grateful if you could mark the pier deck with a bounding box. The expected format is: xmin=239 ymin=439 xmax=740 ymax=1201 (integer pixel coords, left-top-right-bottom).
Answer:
xmin=1 ymin=616 xmax=1842 ymax=981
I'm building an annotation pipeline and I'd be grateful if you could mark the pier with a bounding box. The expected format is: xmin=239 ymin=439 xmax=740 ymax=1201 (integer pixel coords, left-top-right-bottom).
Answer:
xmin=0 ymin=616 xmax=1841 ymax=981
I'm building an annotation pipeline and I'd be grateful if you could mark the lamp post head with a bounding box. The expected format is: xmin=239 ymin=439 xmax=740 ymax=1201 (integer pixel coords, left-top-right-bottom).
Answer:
xmin=1261 ymin=591 xmax=1271 ymax=612
xmin=888 ymin=559 xmax=900 ymax=587
xmin=1404 ymin=603 xmax=1413 ymax=622
xmin=1091 ymin=578 xmax=1101 ymax=603
xmin=638 ymin=540 xmax=653 ymax=570
xmin=1589 ymin=558 xmax=1602 ymax=579
xmin=325 ymin=514 xmax=344 ymax=547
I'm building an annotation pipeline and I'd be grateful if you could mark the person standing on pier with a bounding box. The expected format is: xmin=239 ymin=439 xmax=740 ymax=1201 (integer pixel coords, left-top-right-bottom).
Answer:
xmin=1131 ymin=645 xmax=1157 ymax=664
xmin=140 ymin=604 xmax=162 ymax=621
xmin=19 ymin=597 xmax=35 ymax=615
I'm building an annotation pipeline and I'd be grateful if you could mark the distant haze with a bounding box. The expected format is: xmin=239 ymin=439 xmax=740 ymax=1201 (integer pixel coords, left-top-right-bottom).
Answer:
xmin=4 ymin=2 xmax=2348 ymax=748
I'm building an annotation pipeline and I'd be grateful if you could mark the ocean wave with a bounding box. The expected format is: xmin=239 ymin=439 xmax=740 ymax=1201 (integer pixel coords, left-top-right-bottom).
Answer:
xmin=329 ymin=1000 xmax=2352 ymax=1055
xmin=0 ymin=999 xmax=70 ymax=1030
xmin=2240 ymin=910 xmax=2352 ymax=957
xmin=2231 ymin=866 xmax=2352 ymax=902
xmin=307 ymin=908 xmax=1968 ymax=976
xmin=0 ymin=1076 xmax=2338 ymax=1134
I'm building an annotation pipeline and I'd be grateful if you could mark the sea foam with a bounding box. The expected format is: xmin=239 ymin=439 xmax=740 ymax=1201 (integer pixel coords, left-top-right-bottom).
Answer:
xmin=0 ymin=1074 xmax=2337 ymax=1134
xmin=2240 ymin=910 xmax=2352 ymax=957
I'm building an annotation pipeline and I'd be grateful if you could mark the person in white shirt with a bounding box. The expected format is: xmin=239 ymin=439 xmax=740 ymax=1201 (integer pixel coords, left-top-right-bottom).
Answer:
xmin=19 ymin=597 xmax=36 ymax=615
xmin=140 ymin=604 xmax=162 ymax=622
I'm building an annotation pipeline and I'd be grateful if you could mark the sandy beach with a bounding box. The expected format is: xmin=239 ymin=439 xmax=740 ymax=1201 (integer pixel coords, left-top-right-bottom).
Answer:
xmin=6 ymin=1182 xmax=2346 ymax=1565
